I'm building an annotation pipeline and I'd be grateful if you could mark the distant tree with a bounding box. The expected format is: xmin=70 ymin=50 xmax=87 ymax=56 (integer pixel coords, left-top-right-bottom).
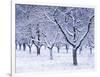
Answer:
xmin=41 ymin=22 xmax=59 ymax=60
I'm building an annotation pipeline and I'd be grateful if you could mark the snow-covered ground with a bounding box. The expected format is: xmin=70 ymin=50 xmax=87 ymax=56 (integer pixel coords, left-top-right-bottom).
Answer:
xmin=16 ymin=45 xmax=94 ymax=73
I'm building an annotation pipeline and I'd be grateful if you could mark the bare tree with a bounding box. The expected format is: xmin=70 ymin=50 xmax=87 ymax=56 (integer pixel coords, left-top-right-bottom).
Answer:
xmin=16 ymin=5 xmax=94 ymax=65
xmin=42 ymin=25 xmax=59 ymax=60
xmin=53 ymin=8 xmax=94 ymax=65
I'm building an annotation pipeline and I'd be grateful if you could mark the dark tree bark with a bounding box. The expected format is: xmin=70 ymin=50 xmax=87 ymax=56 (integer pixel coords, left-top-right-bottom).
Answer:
xmin=49 ymin=48 xmax=53 ymax=60
xmin=90 ymin=47 xmax=92 ymax=54
xmin=19 ymin=43 xmax=21 ymax=50
xmin=23 ymin=43 xmax=26 ymax=51
xmin=73 ymin=27 xmax=78 ymax=65
xmin=65 ymin=45 xmax=68 ymax=53
xmin=36 ymin=24 xmax=41 ymax=55
xmin=36 ymin=46 xmax=41 ymax=56
xmin=73 ymin=46 xmax=78 ymax=65
xmin=28 ymin=45 xmax=31 ymax=54
xmin=54 ymin=18 xmax=78 ymax=65
xmin=27 ymin=44 xmax=32 ymax=54
xmin=48 ymin=45 xmax=54 ymax=60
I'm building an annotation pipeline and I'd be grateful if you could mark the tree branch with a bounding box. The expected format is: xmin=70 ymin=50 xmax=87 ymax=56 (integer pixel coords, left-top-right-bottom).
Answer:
xmin=76 ymin=16 xmax=94 ymax=50
xmin=54 ymin=18 xmax=74 ymax=47
xmin=53 ymin=8 xmax=75 ymax=47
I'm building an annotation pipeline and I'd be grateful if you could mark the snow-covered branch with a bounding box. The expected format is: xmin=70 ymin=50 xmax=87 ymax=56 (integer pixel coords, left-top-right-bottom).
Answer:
xmin=76 ymin=15 xmax=94 ymax=50
xmin=53 ymin=9 xmax=74 ymax=47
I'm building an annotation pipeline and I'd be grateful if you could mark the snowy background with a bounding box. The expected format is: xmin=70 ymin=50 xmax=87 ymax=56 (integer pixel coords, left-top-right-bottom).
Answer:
xmin=15 ymin=4 xmax=94 ymax=73
xmin=16 ymin=45 xmax=94 ymax=73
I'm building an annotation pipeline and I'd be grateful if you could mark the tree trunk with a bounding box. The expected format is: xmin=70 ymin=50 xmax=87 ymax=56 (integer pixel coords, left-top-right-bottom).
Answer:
xmin=28 ymin=45 xmax=31 ymax=54
xmin=37 ymin=46 xmax=40 ymax=56
xmin=23 ymin=43 xmax=26 ymax=51
xmin=49 ymin=48 xmax=53 ymax=60
xmin=29 ymin=47 xmax=31 ymax=54
xmin=57 ymin=46 xmax=60 ymax=53
xmin=73 ymin=46 xmax=78 ymax=65
xmin=90 ymin=47 xmax=92 ymax=54
xmin=65 ymin=45 xmax=68 ymax=53
xmin=36 ymin=24 xmax=41 ymax=56
xmin=19 ymin=43 xmax=21 ymax=50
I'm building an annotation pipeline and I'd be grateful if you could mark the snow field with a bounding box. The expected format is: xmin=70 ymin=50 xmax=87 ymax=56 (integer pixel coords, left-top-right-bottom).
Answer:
xmin=16 ymin=45 xmax=94 ymax=73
